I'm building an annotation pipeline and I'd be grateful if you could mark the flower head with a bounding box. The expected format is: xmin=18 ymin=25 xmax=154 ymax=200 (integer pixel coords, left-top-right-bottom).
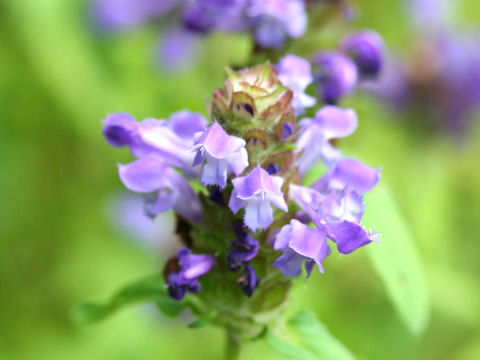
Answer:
xmin=211 ymin=63 xmax=294 ymax=139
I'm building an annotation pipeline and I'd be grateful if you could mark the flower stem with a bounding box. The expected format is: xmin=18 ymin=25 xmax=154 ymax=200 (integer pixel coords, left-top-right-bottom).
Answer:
xmin=225 ymin=330 xmax=241 ymax=360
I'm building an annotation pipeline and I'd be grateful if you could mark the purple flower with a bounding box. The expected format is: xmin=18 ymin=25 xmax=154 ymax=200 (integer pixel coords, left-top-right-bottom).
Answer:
xmin=105 ymin=192 xmax=178 ymax=250
xmin=296 ymin=106 xmax=358 ymax=174
xmin=313 ymin=158 xmax=381 ymax=195
xmin=118 ymin=154 xmax=203 ymax=223
xmin=229 ymin=166 xmax=288 ymax=231
xmin=182 ymin=0 xmax=249 ymax=33
xmin=408 ymin=0 xmax=453 ymax=31
xmin=341 ymin=30 xmax=384 ymax=78
xmin=266 ymin=163 xmax=281 ymax=175
xmin=288 ymin=179 xmax=378 ymax=257
xmin=314 ymin=51 xmax=358 ymax=104
xmin=167 ymin=247 xmax=216 ymax=300
xmin=168 ymin=110 xmax=208 ymax=139
xmin=193 ymin=122 xmax=248 ymax=189
xmin=103 ymin=112 xmax=139 ymax=147
xmin=237 ymin=265 xmax=260 ymax=297
xmin=317 ymin=187 xmax=364 ymax=224
xmin=103 ymin=111 xmax=207 ymax=172
xmin=93 ymin=0 xmax=179 ymax=30
xmin=157 ymin=28 xmax=203 ymax=72
xmin=248 ymin=0 xmax=307 ymax=49
xmin=227 ymin=224 xmax=260 ymax=271
xmin=277 ymin=55 xmax=316 ymax=115
xmin=325 ymin=220 xmax=378 ymax=254
xmin=273 ymin=219 xmax=331 ymax=277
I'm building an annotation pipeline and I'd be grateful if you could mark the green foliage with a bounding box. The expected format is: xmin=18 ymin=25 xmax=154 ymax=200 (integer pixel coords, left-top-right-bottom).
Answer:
xmin=362 ymin=184 xmax=430 ymax=335
xmin=268 ymin=311 xmax=355 ymax=360
xmin=72 ymin=273 xmax=184 ymax=325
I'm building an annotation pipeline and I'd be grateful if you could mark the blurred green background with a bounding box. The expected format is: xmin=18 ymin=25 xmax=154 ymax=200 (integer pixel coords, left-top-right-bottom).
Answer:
xmin=1 ymin=0 xmax=480 ymax=359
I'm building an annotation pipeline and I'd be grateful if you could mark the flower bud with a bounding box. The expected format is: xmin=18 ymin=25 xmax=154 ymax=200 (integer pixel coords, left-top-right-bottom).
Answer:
xmin=341 ymin=30 xmax=384 ymax=78
xmin=313 ymin=51 xmax=358 ymax=104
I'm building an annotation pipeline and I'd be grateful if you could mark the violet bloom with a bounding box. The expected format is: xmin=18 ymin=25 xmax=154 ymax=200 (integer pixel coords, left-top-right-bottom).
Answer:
xmin=157 ymin=28 xmax=203 ymax=72
xmin=237 ymin=265 xmax=260 ymax=297
xmin=103 ymin=112 xmax=139 ymax=147
xmin=118 ymin=154 xmax=203 ymax=223
xmin=290 ymin=160 xmax=379 ymax=253
xmin=103 ymin=111 xmax=207 ymax=172
xmin=273 ymin=219 xmax=331 ymax=277
xmin=105 ymin=192 xmax=178 ymax=250
xmin=408 ymin=0 xmax=453 ymax=31
xmin=277 ymin=185 xmax=376 ymax=276
xmin=193 ymin=122 xmax=248 ymax=189
xmin=341 ymin=30 xmax=384 ymax=78
xmin=248 ymin=0 xmax=307 ymax=49
xmin=167 ymin=247 xmax=216 ymax=300
xmin=227 ymin=224 xmax=260 ymax=271
xmin=277 ymin=55 xmax=316 ymax=115
xmin=314 ymin=186 xmax=378 ymax=254
xmin=313 ymin=158 xmax=381 ymax=195
xmin=296 ymin=106 xmax=358 ymax=174
xmin=229 ymin=166 xmax=288 ymax=231
xmin=314 ymin=51 xmax=358 ymax=104
xmin=182 ymin=0 xmax=249 ymax=33
xmin=93 ymin=0 xmax=179 ymax=31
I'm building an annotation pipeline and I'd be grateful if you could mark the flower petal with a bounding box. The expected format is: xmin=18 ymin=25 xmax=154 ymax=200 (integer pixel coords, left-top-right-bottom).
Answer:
xmin=326 ymin=220 xmax=374 ymax=254
xmin=244 ymin=198 xmax=274 ymax=231
xmin=314 ymin=106 xmax=358 ymax=139
xmin=315 ymin=158 xmax=381 ymax=195
xmin=118 ymin=155 xmax=168 ymax=193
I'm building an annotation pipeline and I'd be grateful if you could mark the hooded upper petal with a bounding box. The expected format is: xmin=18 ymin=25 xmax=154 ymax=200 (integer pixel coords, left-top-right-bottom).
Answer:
xmin=296 ymin=106 xmax=358 ymax=174
xmin=314 ymin=158 xmax=381 ymax=194
xmin=273 ymin=220 xmax=331 ymax=276
xmin=193 ymin=122 xmax=248 ymax=188
xmin=326 ymin=220 xmax=377 ymax=254
xmin=103 ymin=112 xmax=139 ymax=147
xmin=277 ymin=54 xmax=316 ymax=115
xmin=119 ymin=154 xmax=202 ymax=222
xmin=118 ymin=154 xmax=170 ymax=193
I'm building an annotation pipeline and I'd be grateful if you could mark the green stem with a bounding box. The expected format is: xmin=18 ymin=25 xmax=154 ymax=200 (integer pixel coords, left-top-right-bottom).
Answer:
xmin=225 ymin=330 xmax=241 ymax=360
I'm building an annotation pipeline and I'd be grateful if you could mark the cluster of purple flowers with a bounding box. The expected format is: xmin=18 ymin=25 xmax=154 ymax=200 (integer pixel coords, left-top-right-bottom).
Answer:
xmin=313 ymin=30 xmax=385 ymax=104
xmin=93 ymin=0 xmax=312 ymax=70
xmin=363 ymin=0 xmax=480 ymax=135
xmin=103 ymin=57 xmax=380 ymax=301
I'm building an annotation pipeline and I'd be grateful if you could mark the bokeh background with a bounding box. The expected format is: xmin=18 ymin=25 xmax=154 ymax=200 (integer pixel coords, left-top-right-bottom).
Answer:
xmin=1 ymin=0 xmax=480 ymax=359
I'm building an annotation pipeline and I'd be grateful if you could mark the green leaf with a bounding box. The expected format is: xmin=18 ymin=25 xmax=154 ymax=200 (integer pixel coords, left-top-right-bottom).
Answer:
xmin=188 ymin=310 xmax=217 ymax=329
xmin=72 ymin=273 xmax=184 ymax=325
xmin=362 ymin=184 xmax=430 ymax=335
xmin=268 ymin=311 xmax=356 ymax=360
xmin=188 ymin=178 xmax=210 ymax=196
xmin=301 ymin=161 xmax=328 ymax=187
